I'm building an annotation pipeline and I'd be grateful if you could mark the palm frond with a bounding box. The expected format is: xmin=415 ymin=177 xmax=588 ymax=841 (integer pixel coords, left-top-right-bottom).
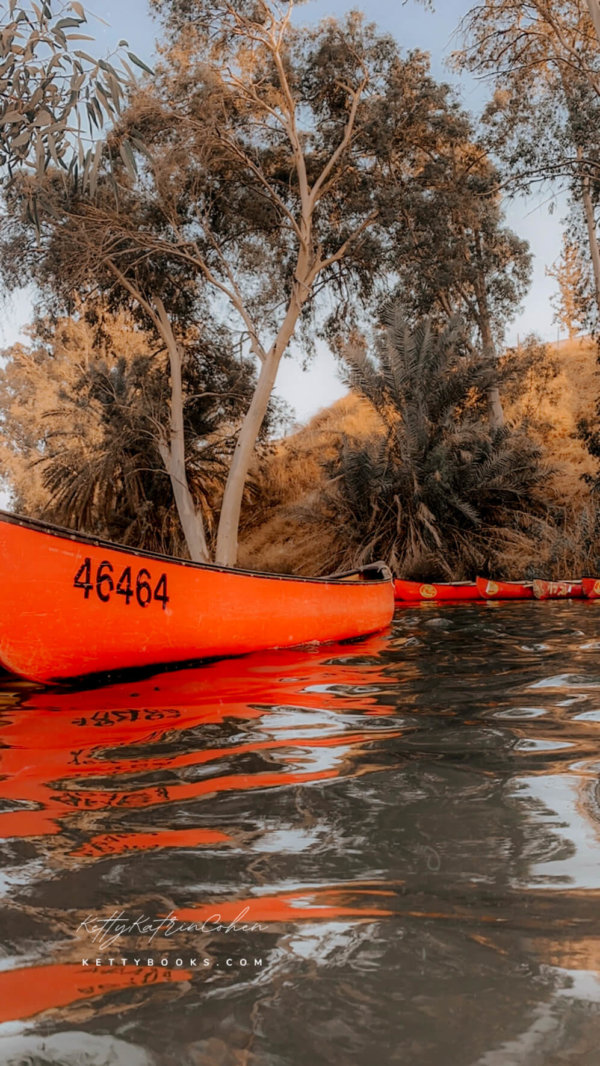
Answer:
xmin=325 ymin=306 xmax=547 ymax=577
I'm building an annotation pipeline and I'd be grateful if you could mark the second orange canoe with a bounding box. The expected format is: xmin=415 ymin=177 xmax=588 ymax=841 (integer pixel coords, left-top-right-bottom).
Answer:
xmin=476 ymin=577 xmax=534 ymax=600
xmin=394 ymin=579 xmax=482 ymax=603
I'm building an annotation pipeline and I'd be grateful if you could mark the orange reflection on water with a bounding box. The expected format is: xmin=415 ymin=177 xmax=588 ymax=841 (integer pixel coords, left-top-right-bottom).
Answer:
xmin=174 ymin=882 xmax=396 ymax=926
xmin=0 ymin=963 xmax=191 ymax=1025
xmin=0 ymin=636 xmax=400 ymax=851
xmin=0 ymin=881 xmax=394 ymax=1025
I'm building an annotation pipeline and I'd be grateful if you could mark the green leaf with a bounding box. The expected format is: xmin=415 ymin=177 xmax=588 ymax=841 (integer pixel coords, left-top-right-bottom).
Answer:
xmin=32 ymin=194 xmax=40 ymax=235
xmin=35 ymin=130 xmax=44 ymax=172
xmin=82 ymin=144 xmax=93 ymax=184
xmin=12 ymin=128 xmax=32 ymax=147
xmin=127 ymin=51 xmax=153 ymax=76
xmin=85 ymin=99 xmax=99 ymax=130
xmin=90 ymin=96 xmax=104 ymax=128
xmin=130 ymin=135 xmax=153 ymax=162
xmin=88 ymin=140 xmax=103 ymax=197
xmin=46 ymin=129 xmax=63 ymax=168
xmin=106 ymin=71 xmax=123 ymax=106
xmin=55 ymin=17 xmax=85 ymax=30
xmin=33 ymin=108 xmax=53 ymax=126
xmin=119 ymin=138 xmax=137 ymax=180
xmin=95 ymin=83 xmax=113 ymax=115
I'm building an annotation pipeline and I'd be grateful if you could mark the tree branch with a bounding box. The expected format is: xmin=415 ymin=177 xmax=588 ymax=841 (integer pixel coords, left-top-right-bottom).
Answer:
xmin=310 ymin=74 xmax=369 ymax=209
xmin=307 ymin=209 xmax=379 ymax=284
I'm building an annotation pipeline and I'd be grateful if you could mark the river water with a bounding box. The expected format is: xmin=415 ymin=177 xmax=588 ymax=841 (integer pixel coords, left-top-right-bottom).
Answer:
xmin=0 ymin=602 xmax=600 ymax=1065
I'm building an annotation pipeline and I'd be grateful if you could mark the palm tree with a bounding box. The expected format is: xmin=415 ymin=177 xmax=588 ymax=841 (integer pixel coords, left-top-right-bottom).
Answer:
xmin=0 ymin=308 xmax=263 ymax=556
xmin=320 ymin=308 xmax=547 ymax=577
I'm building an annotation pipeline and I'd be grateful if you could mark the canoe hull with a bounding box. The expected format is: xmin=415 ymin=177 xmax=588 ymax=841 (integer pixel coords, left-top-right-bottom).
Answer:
xmin=394 ymin=579 xmax=481 ymax=603
xmin=533 ymin=580 xmax=584 ymax=600
xmin=582 ymin=578 xmax=600 ymax=599
xmin=476 ymin=577 xmax=534 ymax=600
xmin=0 ymin=513 xmax=394 ymax=683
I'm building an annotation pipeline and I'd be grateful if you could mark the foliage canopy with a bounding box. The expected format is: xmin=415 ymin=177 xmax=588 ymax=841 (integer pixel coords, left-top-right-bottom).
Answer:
xmin=318 ymin=309 xmax=547 ymax=578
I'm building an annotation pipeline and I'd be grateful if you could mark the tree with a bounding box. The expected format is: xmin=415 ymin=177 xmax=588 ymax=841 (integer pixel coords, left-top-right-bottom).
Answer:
xmin=457 ymin=0 xmax=600 ymax=319
xmin=546 ymin=234 xmax=589 ymax=337
xmin=588 ymin=0 xmax=600 ymax=40
xmin=2 ymin=1 xmax=466 ymax=566
xmin=0 ymin=304 xmax=265 ymax=554
xmin=0 ymin=1 xmax=148 ymax=204
xmin=317 ymin=309 xmax=546 ymax=578
xmin=389 ymin=109 xmax=531 ymax=428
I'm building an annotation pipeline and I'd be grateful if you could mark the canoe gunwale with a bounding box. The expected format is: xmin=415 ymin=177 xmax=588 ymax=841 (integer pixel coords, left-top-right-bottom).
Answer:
xmin=0 ymin=510 xmax=391 ymax=587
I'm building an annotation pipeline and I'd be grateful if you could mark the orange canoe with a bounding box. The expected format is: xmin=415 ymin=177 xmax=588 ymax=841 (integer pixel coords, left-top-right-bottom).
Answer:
xmin=476 ymin=577 xmax=534 ymax=600
xmin=582 ymin=578 xmax=600 ymax=599
xmin=394 ymin=579 xmax=482 ymax=603
xmin=0 ymin=511 xmax=394 ymax=684
xmin=533 ymin=579 xmax=584 ymax=600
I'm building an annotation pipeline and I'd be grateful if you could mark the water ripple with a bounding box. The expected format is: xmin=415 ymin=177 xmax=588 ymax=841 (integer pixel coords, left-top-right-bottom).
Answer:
xmin=1 ymin=605 xmax=600 ymax=1063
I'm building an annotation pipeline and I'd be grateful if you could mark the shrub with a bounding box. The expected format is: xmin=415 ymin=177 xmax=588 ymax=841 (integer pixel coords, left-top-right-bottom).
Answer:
xmin=316 ymin=308 xmax=548 ymax=577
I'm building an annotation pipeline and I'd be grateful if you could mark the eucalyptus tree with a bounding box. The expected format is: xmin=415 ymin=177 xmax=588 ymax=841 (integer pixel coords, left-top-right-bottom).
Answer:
xmin=390 ymin=101 xmax=531 ymax=428
xmin=0 ymin=306 xmax=262 ymax=553
xmin=0 ymin=0 xmax=148 ymax=210
xmin=2 ymin=0 xmax=464 ymax=566
xmin=457 ymin=0 xmax=600 ymax=319
xmin=546 ymin=233 xmax=589 ymax=336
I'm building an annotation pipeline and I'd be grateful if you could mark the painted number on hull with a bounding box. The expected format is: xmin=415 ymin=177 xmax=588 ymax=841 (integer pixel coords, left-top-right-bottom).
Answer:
xmin=73 ymin=558 xmax=170 ymax=610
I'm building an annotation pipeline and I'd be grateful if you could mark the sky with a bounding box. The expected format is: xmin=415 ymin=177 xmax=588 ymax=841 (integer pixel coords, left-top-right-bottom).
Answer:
xmin=0 ymin=0 xmax=566 ymax=425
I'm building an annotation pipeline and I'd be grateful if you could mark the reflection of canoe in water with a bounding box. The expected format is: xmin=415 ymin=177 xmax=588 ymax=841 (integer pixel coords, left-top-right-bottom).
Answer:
xmin=0 ymin=637 xmax=401 ymax=842
xmin=0 ymin=962 xmax=192 ymax=1025
xmin=0 ymin=511 xmax=393 ymax=684
xmin=394 ymin=579 xmax=481 ymax=602
xmin=475 ymin=577 xmax=534 ymax=600
xmin=0 ymin=879 xmax=394 ymax=1024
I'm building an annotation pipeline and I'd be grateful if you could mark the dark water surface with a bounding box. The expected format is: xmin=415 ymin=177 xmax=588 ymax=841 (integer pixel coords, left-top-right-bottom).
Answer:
xmin=1 ymin=603 xmax=600 ymax=1065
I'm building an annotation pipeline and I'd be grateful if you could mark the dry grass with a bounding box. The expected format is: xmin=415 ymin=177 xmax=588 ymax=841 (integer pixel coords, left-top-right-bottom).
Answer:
xmin=502 ymin=336 xmax=598 ymax=503
xmin=239 ymin=336 xmax=600 ymax=578
xmin=238 ymin=395 xmax=383 ymax=573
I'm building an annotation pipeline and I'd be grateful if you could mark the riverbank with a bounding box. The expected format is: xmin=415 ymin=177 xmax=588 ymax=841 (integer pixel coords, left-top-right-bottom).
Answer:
xmin=239 ymin=336 xmax=600 ymax=579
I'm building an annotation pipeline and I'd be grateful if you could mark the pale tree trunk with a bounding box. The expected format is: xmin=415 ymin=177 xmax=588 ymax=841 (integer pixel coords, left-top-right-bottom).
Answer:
xmin=215 ymin=286 xmax=307 ymax=567
xmin=105 ymin=265 xmax=211 ymax=563
xmin=469 ymin=233 xmax=505 ymax=431
xmin=581 ymin=159 xmax=600 ymax=317
xmin=587 ymin=0 xmax=600 ymax=43
xmin=154 ymin=298 xmax=210 ymax=563
xmin=483 ymin=379 xmax=505 ymax=429
xmin=476 ymin=284 xmax=505 ymax=431
xmin=581 ymin=12 xmax=600 ymax=333
xmin=485 ymin=383 xmax=505 ymax=431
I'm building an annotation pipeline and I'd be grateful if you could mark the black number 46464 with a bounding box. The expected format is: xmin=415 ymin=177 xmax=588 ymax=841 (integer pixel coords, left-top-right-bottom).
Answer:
xmin=73 ymin=558 xmax=169 ymax=610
